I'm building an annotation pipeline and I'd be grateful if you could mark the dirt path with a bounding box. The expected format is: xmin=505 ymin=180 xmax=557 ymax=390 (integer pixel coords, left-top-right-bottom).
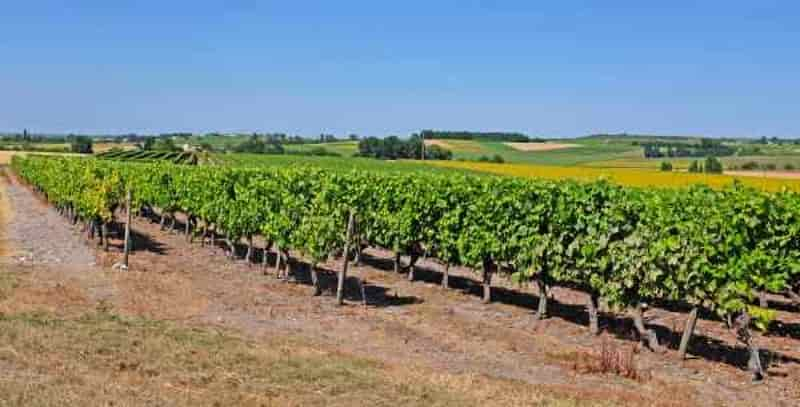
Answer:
xmin=2 ymin=172 xmax=799 ymax=406
xmin=0 ymin=175 xmax=96 ymax=267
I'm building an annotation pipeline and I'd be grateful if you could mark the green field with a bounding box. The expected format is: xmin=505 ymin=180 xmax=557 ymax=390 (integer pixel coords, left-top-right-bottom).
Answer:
xmin=428 ymin=135 xmax=800 ymax=171
xmin=215 ymin=153 xmax=467 ymax=175
xmin=283 ymin=141 xmax=359 ymax=156
xmin=427 ymin=138 xmax=641 ymax=165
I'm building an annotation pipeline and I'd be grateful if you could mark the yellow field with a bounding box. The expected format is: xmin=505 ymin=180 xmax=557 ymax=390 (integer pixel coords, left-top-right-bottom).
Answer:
xmin=429 ymin=161 xmax=800 ymax=192
xmin=424 ymin=139 xmax=485 ymax=153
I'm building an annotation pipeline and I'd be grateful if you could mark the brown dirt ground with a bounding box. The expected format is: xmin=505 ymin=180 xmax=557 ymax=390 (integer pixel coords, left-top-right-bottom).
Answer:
xmin=504 ymin=142 xmax=581 ymax=152
xmin=2 ymin=171 xmax=800 ymax=406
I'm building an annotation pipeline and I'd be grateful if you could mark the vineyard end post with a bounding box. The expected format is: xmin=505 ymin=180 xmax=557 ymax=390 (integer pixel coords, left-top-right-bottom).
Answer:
xmin=337 ymin=210 xmax=355 ymax=305
xmin=122 ymin=188 xmax=132 ymax=270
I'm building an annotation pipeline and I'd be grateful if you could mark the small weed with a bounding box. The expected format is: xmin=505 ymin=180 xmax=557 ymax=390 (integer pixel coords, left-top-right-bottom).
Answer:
xmin=0 ymin=272 xmax=19 ymax=300
xmin=572 ymin=340 xmax=651 ymax=382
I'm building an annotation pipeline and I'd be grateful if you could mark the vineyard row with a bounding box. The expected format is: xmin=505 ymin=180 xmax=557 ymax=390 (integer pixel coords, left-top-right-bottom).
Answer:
xmin=11 ymin=155 xmax=800 ymax=379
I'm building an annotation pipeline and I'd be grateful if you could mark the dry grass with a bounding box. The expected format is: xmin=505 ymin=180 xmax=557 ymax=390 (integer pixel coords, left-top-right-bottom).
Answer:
xmin=577 ymin=341 xmax=650 ymax=382
xmin=546 ymin=341 xmax=650 ymax=382
xmin=0 ymin=269 xmax=604 ymax=407
xmin=0 ymin=272 xmax=18 ymax=301
xmin=0 ymin=310 xmax=602 ymax=407
xmin=113 ymin=271 xmax=209 ymax=321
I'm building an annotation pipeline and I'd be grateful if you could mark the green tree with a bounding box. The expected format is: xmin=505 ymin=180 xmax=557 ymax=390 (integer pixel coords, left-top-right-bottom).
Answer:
xmin=704 ymin=156 xmax=723 ymax=174
xmin=69 ymin=135 xmax=93 ymax=154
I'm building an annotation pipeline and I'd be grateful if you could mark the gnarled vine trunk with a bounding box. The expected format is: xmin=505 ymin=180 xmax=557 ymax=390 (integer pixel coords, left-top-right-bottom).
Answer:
xmin=587 ymin=292 xmax=600 ymax=335
xmin=407 ymin=253 xmax=419 ymax=282
xmin=282 ymin=250 xmax=292 ymax=279
xmin=101 ymin=222 xmax=109 ymax=251
xmin=245 ymin=236 xmax=254 ymax=264
xmin=758 ymin=291 xmax=769 ymax=308
xmin=393 ymin=252 xmax=402 ymax=274
xmin=310 ymin=262 xmax=322 ymax=296
xmin=733 ymin=312 xmax=765 ymax=382
xmin=481 ymin=258 xmax=493 ymax=304
xmin=535 ymin=276 xmax=548 ymax=320
xmin=678 ymin=306 xmax=699 ymax=359
xmin=632 ymin=303 xmax=661 ymax=352
xmin=185 ymin=214 xmax=192 ymax=241
xmin=354 ymin=241 xmax=362 ymax=266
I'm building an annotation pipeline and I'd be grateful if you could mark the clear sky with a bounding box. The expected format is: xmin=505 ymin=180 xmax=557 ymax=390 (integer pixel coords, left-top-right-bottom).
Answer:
xmin=1 ymin=1 xmax=798 ymax=138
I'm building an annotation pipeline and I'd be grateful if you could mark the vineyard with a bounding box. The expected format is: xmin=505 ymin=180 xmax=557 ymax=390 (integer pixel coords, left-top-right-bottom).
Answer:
xmin=95 ymin=149 xmax=199 ymax=165
xmin=11 ymin=154 xmax=800 ymax=381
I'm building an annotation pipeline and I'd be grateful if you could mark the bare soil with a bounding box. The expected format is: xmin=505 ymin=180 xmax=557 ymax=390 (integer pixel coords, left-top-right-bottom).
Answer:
xmin=2 ymin=170 xmax=800 ymax=406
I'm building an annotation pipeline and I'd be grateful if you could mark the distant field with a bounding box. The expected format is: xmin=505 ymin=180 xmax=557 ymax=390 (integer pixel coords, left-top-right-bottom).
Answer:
xmin=0 ymin=151 xmax=82 ymax=165
xmin=215 ymin=153 xmax=467 ymax=175
xmin=584 ymin=155 xmax=800 ymax=171
xmin=422 ymin=137 xmax=637 ymax=165
xmin=428 ymin=160 xmax=800 ymax=192
xmin=93 ymin=142 xmax=138 ymax=153
xmin=283 ymin=141 xmax=359 ymax=156
xmin=0 ymin=143 xmax=69 ymax=152
xmin=424 ymin=139 xmax=485 ymax=153
xmin=503 ymin=142 xmax=580 ymax=152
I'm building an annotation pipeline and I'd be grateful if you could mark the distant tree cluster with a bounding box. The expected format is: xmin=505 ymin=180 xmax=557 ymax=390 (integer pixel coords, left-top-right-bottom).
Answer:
xmin=730 ymin=161 xmax=798 ymax=172
xmin=358 ymin=136 xmax=452 ymax=160
xmin=687 ymin=157 xmax=723 ymax=174
xmin=158 ymin=132 xmax=194 ymax=139
xmin=68 ymin=135 xmax=93 ymax=154
xmin=477 ymin=154 xmax=505 ymax=163
xmin=143 ymin=137 xmax=180 ymax=152
xmin=419 ymin=130 xmax=537 ymax=143
xmin=643 ymin=139 xmax=735 ymax=158
xmin=755 ymin=136 xmax=800 ymax=145
xmin=233 ymin=135 xmax=285 ymax=154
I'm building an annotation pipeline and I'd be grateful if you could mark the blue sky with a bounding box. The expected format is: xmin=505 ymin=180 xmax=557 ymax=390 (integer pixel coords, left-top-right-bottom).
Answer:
xmin=1 ymin=1 xmax=798 ymax=138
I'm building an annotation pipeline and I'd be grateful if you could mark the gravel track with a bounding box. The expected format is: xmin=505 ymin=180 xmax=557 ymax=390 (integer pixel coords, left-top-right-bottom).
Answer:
xmin=0 ymin=175 xmax=96 ymax=267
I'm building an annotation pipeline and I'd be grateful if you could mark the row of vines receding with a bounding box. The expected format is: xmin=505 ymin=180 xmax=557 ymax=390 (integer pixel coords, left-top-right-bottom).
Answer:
xmin=11 ymin=154 xmax=800 ymax=381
